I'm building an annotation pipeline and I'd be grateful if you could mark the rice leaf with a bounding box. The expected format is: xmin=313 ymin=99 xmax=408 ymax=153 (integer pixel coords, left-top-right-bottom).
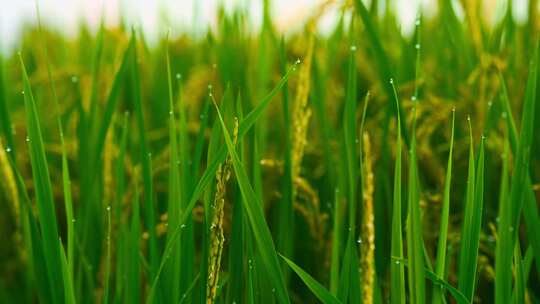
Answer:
xmin=280 ymin=254 xmax=342 ymax=304
xmin=406 ymin=98 xmax=425 ymax=304
xmin=433 ymin=109 xmax=456 ymax=304
xmin=19 ymin=53 xmax=65 ymax=304
xmin=496 ymin=43 xmax=539 ymax=304
xmin=393 ymin=257 xmax=470 ymax=304
xmin=390 ymin=80 xmax=405 ymax=304
xmin=458 ymin=120 xmax=485 ymax=302
xmin=129 ymin=29 xmax=158 ymax=279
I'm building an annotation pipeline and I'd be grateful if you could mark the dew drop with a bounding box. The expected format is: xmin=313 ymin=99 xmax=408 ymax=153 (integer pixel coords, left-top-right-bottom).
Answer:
xmin=272 ymin=288 xmax=275 ymax=293
xmin=176 ymin=73 xmax=182 ymax=80
xmin=350 ymin=45 xmax=357 ymax=52
xmin=72 ymin=218 xmax=76 ymax=223
xmin=208 ymin=84 xmax=213 ymax=90
xmin=21 ymin=91 xmax=25 ymax=95
xmin=395 ymin=260 xmax=400 ymax=265
xmin=71 ymin=76 xmax=78 ymax=83
xmin=411 ymin=96 xmax=417 ymax=101
xmin=487 ymin=101 xmax=493 ymax=107
xmin=415 ymin=43 xmax=420 ymax=50
xmin=5 ymin=147 xmax=12 ymax=153
xmin=25 ymin=136 xmax=30 ymax=142
xmin=295 ymin=58 xmax=301 ymax=65
xmin=452 ymin=106 xmax=456 ymax=112
xmin=415 ymin=19 xmax=421 ymax=26
xmin=389 ymin=78 xmax=394 ymax=84
xmin=357 ymin=238 xmax=362 ymax=244
xmin=106 ymin=205 xmax=111 ymax=211
xmin=181 ymin=224 xmax=186 ymax=229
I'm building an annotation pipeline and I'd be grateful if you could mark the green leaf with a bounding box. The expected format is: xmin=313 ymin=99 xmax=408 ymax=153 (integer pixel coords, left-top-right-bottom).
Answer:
xmin=496 ymin=43 xmax=539 ymax=304
xmin=126 ymin=184 xmax=141 ymax=304
xmin=280 ymin=254 xmax=342 ymax=304
xmin=390 ymin=80 xmax=405 ymax=304
xmin=393 ymin=257 xmax=470 ymax=304
xmin=19 ymin=53 xmax=65 ymax=304
xmin=433 ymin=109 xmax=455 ymax=304
xmin=458 ymin=121 xmax=485 ymax=301
xmin=129 ymin=30 xmax=158 ymax=280
xmin=406 ymin=101 xmax=425 ymax=304
xmin=0 ymin=53 xmax=14 ymax=152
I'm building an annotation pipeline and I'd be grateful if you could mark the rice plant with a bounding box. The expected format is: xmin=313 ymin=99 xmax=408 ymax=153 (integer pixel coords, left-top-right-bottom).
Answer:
xmin=1 ymin=0 xmax=540 ymax=303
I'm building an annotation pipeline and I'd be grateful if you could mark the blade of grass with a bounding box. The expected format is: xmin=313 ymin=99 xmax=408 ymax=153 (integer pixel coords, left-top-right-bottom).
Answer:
xmin=433 ymin=108 xmax=456 ymax=304
xmin=276 ymin=36 xmax=294 ymax=280
xmin=129 ymin=29 xmax=158 ymax=280
xmin=393 ymin=257 xmax=470 ymax=304
xmin=390 ymin=81 xmax=405 ymax=304
xmin=330 ymin=188 xmax=342 ymax=295
xmin=19 ymin=53 xmax=65 ymax=304
xmin=35 ymin=2 xmax=76 ymax=289
xmin=344 ymin=45 xmax=358 ymax=232
xmin=164 ymin=33 xmax=183 ymax=303
xmin=512 ymin=241 xmax=525 ymax=304
xmin=406 ymin=95 xmax=425 ymax=304
xmin=59 ymin=243 xmax=76 ymax=304
xmin=0 ymin=51 xmax=14 ymax=152
xmin=496 ymin=43 xmax=539 ymax=304
xmin=457 ymin=120 xmax=485 ymax=302
xmin=126 ymin=184 xmax=141 ymax=304
xmin=280 ymin=254 xmax=342 ymax=304
xmin=499 ymin=72 xmax=540 ymax=278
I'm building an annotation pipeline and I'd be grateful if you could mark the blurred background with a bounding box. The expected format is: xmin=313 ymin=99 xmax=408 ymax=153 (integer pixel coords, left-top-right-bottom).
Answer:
xmin=1 ymin=0 xmax=530 ymax=53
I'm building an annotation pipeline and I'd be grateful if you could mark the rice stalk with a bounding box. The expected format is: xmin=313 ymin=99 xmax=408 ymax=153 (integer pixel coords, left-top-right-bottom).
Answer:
xmin=360 ymin=132 xmax=375 ymax=304
xmin=290 ymin=35 xmax=327 ymax=243
xmin=206 ymin=118 xmax=238 ymax=304
xmin=291 ymin=35 xmax=314 ymax=183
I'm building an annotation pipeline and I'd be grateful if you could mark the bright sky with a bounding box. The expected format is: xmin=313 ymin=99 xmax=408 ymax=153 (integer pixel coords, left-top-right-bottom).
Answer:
xmin=0 ymin=0 xmax=530 ymax=52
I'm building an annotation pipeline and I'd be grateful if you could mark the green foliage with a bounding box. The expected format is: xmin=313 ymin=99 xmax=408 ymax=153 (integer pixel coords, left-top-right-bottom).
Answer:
xmin=1 ymin=2 xmax=540 ymax=303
